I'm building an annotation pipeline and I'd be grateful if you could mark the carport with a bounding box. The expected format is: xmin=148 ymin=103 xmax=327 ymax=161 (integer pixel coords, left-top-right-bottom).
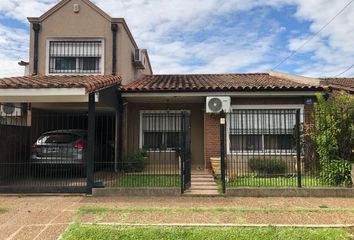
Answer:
xmin=0 ymin=75 xmax=121 ymax=193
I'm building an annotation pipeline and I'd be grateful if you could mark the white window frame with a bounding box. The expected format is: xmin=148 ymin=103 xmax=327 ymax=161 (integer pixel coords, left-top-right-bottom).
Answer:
xmin=226 ymin=104 xmax=304 ymax=155
xmin=139 ymin=110 xmax=190 ymax=152
xmin=45 ymin=38 xmax=105 ymax=75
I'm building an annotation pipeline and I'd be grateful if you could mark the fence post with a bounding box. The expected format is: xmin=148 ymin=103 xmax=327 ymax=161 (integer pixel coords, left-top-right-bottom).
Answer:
xmin=220 ymin=110 xmax=226 ymax=194
xmin=180 ymin=112 xmax=185 ymax=194
xmin=87 ymin=93 xmax=96 ymax=194
xmin=296 ymin=109 xmax=302 ymax=188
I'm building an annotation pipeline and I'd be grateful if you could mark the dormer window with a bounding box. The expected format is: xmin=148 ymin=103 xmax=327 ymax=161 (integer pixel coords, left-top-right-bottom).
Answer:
xmin=48 ymin=40 xmax=103 ymax=74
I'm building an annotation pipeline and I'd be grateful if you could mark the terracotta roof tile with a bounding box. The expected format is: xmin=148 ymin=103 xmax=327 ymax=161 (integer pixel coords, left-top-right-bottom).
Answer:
xmin=321 ymin=78 xmax=354 ymax=92
xmin=0 ymin=75 xmax=121 ymax=93
xmin=121 ymin=73 xmax=321 ymax=92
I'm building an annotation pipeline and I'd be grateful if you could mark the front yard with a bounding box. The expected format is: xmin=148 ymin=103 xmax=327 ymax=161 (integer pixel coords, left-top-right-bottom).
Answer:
xmin=63 ymin=225 xmax=351 ymax=240
xmin=225 ymin=176 xmax=349 ymax=188
xmin=114 ymin=175 xmax=180 ymax=187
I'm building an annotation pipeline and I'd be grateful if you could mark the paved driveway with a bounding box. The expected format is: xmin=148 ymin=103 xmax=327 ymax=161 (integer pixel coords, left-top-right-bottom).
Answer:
xmin=1 ymin=196 xmax=354 ymax=239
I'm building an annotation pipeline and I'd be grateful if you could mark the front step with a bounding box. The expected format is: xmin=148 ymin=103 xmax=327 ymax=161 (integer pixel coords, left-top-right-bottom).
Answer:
xmin=183 ymin=189 xmax=219 ymax=196
xmin=190 ymin=185 xmax=218 ymax=190
xmin=184 ymin=173 xmax=219 ymax=196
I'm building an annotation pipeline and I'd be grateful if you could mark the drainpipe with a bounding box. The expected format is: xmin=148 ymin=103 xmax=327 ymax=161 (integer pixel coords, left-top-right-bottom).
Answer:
xmin=111 ymin=24 xmax=118 ymax=75
xmin=32 ymin=23 xmax=41 ymax=75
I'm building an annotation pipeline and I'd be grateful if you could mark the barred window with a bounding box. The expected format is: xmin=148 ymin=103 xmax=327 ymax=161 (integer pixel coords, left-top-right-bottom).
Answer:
xmin=140 ymin=112 xmax=182 ymax=151
xmin=228 ymin=109 xmax=299 ymax=153
xmin=48 ymin=41 xmax=102 ymax=74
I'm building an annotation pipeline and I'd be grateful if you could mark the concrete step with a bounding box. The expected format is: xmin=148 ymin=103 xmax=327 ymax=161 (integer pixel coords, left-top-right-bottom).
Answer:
xmin=191 ymin=179 xmax=215 ymax=183
xmin=192 ymin=181 xmax=216 ymax=186
xmin=191 ymin=176 xmax=215 ymax=180
xmin=190 ymin=185 xmax=218 ymax=190
xmin=183 ymin=189 xmax=220 ymax=196
xmin=191 ymin=174 xmax=213 ymax=178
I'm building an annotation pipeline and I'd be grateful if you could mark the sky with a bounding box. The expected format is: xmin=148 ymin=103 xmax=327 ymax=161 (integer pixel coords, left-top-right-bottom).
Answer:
xmin=0 ymin=0 xmax=354 ymax=78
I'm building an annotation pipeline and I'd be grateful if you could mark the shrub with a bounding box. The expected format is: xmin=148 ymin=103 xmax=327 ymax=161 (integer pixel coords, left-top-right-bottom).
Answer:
xmin=320 ymin=159 xmax=352 ymax=187
xmin=249 ymin=157 xmax=287 ymax=176
xmin=121 ymin=151 xmax=146 ymax=172
xmin=309 ymin=92 xmax=354 ymax=186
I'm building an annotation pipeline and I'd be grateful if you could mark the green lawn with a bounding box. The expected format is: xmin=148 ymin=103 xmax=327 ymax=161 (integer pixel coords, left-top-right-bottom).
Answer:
xmin=0 ymin=208 xmax=6 ymax=214
xmin=62 ymin=225 xmax=351 ymax=240
xmin=114 ymin=175 xmax=180 ymax=187
xmin=225 ymin=176 xmax=345 ymax=188
xmin=77 ymin=205 xmax=354 ymax=215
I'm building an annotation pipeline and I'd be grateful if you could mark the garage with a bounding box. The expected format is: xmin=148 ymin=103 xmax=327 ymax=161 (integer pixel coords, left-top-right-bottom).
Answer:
xmin=0 ymin=75 xmax=121 ymax=193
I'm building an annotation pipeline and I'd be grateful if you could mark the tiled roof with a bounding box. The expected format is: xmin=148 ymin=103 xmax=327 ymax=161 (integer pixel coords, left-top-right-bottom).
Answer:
xmin=0 ymin=75 xmax=121 ymax=93
xmin=121 ymin=73 xmax=321 ymax=92
xmin=322 ymin=78 xmax=354 ymax=92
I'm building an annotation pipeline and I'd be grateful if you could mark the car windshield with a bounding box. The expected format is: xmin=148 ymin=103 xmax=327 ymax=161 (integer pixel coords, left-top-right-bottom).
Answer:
xmin=37 ymin=133 xmax=81 ymax=144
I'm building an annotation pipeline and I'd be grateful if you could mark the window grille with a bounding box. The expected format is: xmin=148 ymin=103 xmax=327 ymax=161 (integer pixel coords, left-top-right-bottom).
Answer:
xmin=48 ymin=41 xmax=102 ymax=74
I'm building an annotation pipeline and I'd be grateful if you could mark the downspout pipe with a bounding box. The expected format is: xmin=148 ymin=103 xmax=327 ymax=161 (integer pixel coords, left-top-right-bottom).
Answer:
xmin=111 ymin=24 xmax=118 ymax=75
xmin=32 ymin=23 xmax=41 ymax=75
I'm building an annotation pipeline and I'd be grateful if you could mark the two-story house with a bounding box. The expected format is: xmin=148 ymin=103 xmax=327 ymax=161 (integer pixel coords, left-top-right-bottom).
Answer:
xmin=0 ymin=0 xmax=329 ymax=195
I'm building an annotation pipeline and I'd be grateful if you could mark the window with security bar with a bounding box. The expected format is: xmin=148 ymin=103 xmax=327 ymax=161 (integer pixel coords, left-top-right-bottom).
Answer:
xmin=228 ymin=109 xmax=300 ymax=153
xmin=48 ymin=41 xmax=102 ymax=74
xmin=140 ymin=112 xmax=182 ymax=151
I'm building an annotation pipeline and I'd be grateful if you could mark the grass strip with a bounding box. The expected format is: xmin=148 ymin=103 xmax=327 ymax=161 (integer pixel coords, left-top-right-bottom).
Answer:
xmin=0 ymin=208 xmax=7 ymax=214
xmin=62 ymin=224 xmax=350 ymax=240
xmin=78 ymin=205 xmax=354 ymax=216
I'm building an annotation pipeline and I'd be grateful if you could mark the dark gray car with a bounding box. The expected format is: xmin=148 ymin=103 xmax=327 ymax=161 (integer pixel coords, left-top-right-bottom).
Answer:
xmin=31 ymin=129 xmax=88 ymax=169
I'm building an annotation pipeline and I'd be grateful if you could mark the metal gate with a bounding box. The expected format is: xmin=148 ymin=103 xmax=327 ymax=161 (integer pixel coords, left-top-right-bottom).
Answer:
xmin=0 ymin=103 xmax=116 ymax=193
xmin=181 ymin=111 xmax=191 ymax=193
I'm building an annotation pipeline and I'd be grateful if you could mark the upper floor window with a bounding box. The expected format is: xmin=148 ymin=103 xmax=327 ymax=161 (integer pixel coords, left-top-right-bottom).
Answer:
xmin=48 ymin=40 xmax=103 ymax=74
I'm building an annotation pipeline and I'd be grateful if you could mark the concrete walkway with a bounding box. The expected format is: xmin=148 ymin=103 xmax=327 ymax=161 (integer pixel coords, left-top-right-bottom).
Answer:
xmin=1 ymin=196 xmax=354 ymax=239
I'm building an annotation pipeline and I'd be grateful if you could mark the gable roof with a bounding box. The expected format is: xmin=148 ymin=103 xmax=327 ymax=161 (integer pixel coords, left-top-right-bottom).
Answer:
xmin=0 ymin=75 xmax=121 ymax=93
xmin=28 ymin=0 xmax=111 ymax=23
xmin=121 ymin=73 xmax=322 ymax=92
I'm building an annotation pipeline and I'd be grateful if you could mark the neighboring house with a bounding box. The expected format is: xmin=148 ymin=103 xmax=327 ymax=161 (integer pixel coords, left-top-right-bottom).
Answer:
xmin=1 ymin=0 xmax=352 ymax=194
xmin=321 ymin=78 xmax=354 ymax=95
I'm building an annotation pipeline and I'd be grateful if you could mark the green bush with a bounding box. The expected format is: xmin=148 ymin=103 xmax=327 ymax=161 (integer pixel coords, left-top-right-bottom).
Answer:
xmin=249 ymin=157 xmax=287 ymax=176
xmin=121 ymin=151 xmax=146 ymax=172
xmin=320 ymin=159 xmax=352 ymax=187
xmin=309 ymin=92 xmax=354 ymax=186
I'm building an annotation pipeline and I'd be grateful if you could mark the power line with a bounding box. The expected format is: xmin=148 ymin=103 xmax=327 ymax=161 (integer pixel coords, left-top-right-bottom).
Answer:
xmin=271 ymin=0 xmax=354 ymax=71
xmin=333 ymin=63 xmax=354 ymax=77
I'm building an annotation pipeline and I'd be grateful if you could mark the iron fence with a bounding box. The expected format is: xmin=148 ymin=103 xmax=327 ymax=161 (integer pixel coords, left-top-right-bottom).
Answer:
xmin=222 ymin=107 xmax=354 ymax=189
xmin=94 ymin=111 xmax=188 ymax=189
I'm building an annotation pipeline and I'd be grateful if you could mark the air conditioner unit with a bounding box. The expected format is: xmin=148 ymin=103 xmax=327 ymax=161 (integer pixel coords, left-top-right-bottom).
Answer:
xmin=133 ymin=49 xmax=146 ymax=69
xmin=206 ymin=96 xmax=231 ymax=113
xmin=0 ymin=103 xmax=22 ymax=117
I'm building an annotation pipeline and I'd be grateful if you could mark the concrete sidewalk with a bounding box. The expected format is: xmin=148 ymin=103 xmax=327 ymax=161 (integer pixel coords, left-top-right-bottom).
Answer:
xmin=1 ymin=196 xmax=354 ymax=239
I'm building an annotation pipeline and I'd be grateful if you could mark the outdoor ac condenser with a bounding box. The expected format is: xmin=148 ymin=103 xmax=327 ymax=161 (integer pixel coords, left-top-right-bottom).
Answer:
xmin=0 ymin=103 xmax=22 ymax=117
xmin=133 ymin=49 xmax=146 ymax=69
xmin=206 ymin=96 xmax=231 ymax=113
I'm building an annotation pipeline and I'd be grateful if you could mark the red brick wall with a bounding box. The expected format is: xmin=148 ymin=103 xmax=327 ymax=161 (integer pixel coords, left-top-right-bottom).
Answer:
xmin=204 ymin=113 xmax=220 ymax=170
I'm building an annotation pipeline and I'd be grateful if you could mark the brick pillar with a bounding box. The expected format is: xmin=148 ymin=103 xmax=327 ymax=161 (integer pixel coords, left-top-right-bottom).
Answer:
xmin=204 ymin=113 xmax=221 ymax=170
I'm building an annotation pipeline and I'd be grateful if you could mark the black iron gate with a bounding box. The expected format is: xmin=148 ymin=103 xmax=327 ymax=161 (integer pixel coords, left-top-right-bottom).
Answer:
xmin=181 ymin=111 xmax=191 ymax=193
xmin=0 ymin=103 xmax=116 ymax=193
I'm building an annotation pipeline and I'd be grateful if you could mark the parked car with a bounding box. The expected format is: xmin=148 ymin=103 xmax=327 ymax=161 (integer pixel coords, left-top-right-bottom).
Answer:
xmin=31 ymin=129 xmax=88 ymax=175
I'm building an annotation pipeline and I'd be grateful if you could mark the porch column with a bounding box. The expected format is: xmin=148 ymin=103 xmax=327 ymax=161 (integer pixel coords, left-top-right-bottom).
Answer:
xmin=87 ymin=93 xmax=96 ymax=194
